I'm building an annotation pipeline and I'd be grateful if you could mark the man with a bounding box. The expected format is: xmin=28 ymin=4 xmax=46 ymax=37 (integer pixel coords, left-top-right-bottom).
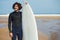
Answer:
xmin=8 ymin=2 xmax=23 ymax=40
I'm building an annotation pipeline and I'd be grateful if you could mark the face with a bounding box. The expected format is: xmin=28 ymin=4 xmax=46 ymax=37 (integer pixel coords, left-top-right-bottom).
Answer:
xmin=14 ymin=4 xmax=19 ymax=11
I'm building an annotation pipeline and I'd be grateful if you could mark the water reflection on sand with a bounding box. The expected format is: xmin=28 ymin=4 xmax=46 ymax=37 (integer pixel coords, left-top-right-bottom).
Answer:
xmin=0 ymin=16 xmax=60 ymax=39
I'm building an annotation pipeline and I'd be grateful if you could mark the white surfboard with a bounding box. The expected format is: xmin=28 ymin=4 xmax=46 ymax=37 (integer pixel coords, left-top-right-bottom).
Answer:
xmin=22 ymin=0 xmax=38 ymax=40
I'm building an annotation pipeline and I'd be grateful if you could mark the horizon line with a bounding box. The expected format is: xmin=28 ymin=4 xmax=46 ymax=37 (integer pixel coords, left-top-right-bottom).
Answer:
xmin=0 ymin=14 xmax=60 ymax=16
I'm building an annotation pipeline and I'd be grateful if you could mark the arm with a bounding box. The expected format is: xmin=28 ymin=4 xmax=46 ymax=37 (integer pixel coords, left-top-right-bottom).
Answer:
xmin=8 ymin=14 xmax=12 ymax=33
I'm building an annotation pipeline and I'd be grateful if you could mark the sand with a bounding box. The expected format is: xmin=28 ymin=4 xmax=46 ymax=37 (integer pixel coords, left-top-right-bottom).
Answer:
xmin=35 ymin=16 xmax=60 ymax=19
xmin=0 ymin=27 xmax=48 ymax=40
xmin=1 ymin=16 xmax=59 ymax=40
xmin=0 ymin=27 xmax=11 ymax=40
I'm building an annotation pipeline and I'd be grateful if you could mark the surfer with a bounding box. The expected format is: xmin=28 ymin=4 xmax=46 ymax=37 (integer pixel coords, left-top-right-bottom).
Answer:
xmin=8 ymin=2 xmax=23 ymax=40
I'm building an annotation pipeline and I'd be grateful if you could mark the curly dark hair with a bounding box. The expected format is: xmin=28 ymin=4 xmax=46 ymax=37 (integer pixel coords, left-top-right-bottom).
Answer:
xmin=13 ymin=2 xmax=22 ymax=10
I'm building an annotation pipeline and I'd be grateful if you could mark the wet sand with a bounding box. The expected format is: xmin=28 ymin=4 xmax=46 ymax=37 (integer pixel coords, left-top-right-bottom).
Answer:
xmin=0 ymin=27 xmax=48 ymax=40
xmin=0 ymin=15 xmax=60 ymax=40
xmin=0 ymin=27 xmax=11 ymax=40
xmin=0 ymin=16 xmax=48 ymax=40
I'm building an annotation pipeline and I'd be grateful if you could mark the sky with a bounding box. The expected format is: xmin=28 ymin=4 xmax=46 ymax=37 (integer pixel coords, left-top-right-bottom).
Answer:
xmin=0 ymin=0 xmax=60 ymax=15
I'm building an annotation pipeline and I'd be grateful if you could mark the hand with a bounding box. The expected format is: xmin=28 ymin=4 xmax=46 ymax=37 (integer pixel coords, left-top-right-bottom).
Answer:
xmin=9 ymin=32 xmax=13 ymax=38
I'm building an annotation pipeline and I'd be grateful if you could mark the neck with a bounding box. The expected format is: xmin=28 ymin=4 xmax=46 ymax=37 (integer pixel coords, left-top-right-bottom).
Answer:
xmin=15 ymin=10 xmax=19 ymax=12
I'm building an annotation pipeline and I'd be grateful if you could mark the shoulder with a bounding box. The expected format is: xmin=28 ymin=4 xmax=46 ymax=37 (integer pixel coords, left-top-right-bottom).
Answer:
xmin=9 ymin=12 xmax=14 ymax=16
xmin=19 ymin=11 xmax=22 ymax=13
xmin=9 ymin=11 xmax=15 ymax=15
xmin=19 ymin=11 xmax=22 ymax=15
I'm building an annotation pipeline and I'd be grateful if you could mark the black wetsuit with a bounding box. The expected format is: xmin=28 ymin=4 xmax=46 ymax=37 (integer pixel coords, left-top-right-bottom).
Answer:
xmin=8 ymin=11 xmax=23 ymax=40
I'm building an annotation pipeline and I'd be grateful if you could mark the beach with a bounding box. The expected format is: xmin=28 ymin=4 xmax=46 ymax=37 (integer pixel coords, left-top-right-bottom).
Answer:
xmin=0 ymin=27 xmax=48 ymax=40
xmin=0 ymin=15 xmax=60 ymax=40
